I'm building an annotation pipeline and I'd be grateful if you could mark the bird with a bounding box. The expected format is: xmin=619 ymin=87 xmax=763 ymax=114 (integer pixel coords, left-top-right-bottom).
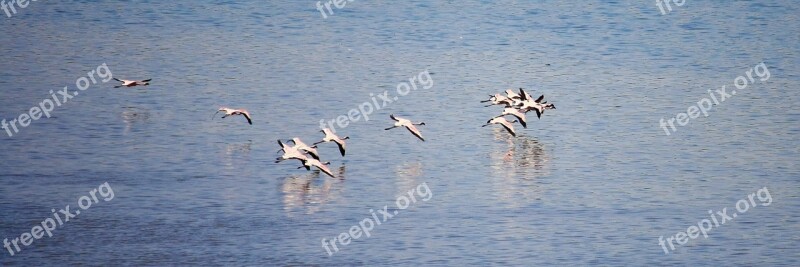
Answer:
xmin=481 ymin=93 xmax=515 ymax=107
xmin=500 ymin=107 xmax=527 ymax=128
xmin=505 ymin=89 xmax=522 ymax=100
xmin=213 ymin=107 xmax=252 ymax=125
xmin=276 ymin=140 xmax=308 ymax=163
xmin=518 ymin=88 xmax=535 ymax=102
xmin=297 ymin=158 xmax=336 ymax=178
xmin=516 ymin=95 xmax=547 ymax=119
xmin=288 ymin=137 xmax=320 ymax=160
xmin=113 ymin=78 xmax=151 ymax=88
xmin=386 ymin=114 xmax=426 ymax=141
xmin=482 ymin=116 xmax=518 ymax=137
xmin=313 ymin=128 xmax=349 ymax=156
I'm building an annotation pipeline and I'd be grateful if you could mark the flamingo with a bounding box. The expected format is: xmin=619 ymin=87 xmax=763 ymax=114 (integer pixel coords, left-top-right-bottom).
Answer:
xmin=481 ymin=94 xmax=514 ymax=107
xmin=482 ymin=116 xmax=518 ymax=137
xmin=213 ymin=107 xmax=252 ymax=125
xmin=385 ymin=114 xmax=426 ymax=141
xmin=313 ymin=128 xmax=349 ymax=156
xmin=288 ymin=137 xmax=320 ymax=160
xmin=297 ymin=158 xmax=336 ymax=178
xmin=276 ymin=140 xmax=308 ymax=163
xmin=113 ymin=78 xmax=151 ymax=88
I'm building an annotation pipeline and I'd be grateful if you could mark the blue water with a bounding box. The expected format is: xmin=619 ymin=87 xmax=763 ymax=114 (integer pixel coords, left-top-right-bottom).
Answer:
xmin=1 ymin=1 xmax=798 ymax=265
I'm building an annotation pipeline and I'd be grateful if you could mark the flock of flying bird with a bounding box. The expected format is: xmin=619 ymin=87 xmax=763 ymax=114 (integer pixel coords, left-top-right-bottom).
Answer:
xmin=481 ymin=88 xmax=556 ymax=137
xmin=113 ymin=78 xmax=555 ymax=178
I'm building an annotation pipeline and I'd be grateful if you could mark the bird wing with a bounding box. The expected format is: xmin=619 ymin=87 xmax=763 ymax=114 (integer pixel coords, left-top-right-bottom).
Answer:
xmin=141 ymin=79 xmax=152 ymax=82
xmin=535 ymin=95 xmax=544 ymax=103
xmin=316 ymin=164 xmax=336 ymax=178
xmin=505 ymin=89 xmax=517 ymax=98
xmin=305 ymin=148 xmax=320 ymax=160
xmin=320 ymin=128 xmax=333 ymax=139
xmin=512 ymin=111 xmax=527 ymax=128
xmin=500 ymin=120 xmax=517 ymax=137
xmin=505 ymin=109 xmax=526 ymax=128
xmin=335 ymin=139 xmax=346 ymax=156
xmin=241 ymin=111 xmax=253 ymax=125
xmin=390 ymin=114 xmax=399 ymax=121
xmin=278 ymin=140 xmax=288 ymax=150
xmin=519 ymin=88 xmax=528 ymax=101
xmin=113 ymin=78 xmax=123 ymax=82
xmin=405 ymin=125 xmax=425 ymax=141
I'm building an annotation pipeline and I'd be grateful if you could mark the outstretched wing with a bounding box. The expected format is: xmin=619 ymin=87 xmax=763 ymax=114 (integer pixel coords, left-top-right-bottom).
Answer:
xmin=241 ymin=112 xmax=253 ymax=125
xmin=404 ymin=125 xmax=425 ymax=141
xmin=500 ymin=121 xmax=517 ymax=137
xmin=317 ymin=164 xmax=336 ymax=178
xmin=335 ymin=140 xmax=346 ymax=156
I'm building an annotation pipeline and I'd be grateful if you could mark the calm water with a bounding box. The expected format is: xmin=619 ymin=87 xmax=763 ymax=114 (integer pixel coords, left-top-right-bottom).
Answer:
xmin=1 ymin=1 xmax=798 ymax=266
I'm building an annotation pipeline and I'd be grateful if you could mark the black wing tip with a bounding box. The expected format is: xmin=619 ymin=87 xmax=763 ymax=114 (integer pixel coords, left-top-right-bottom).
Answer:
xmin=337 ymin=143 xmax=346 ymax=156
xmin=504 ymin=126 xmax=516 ymax=137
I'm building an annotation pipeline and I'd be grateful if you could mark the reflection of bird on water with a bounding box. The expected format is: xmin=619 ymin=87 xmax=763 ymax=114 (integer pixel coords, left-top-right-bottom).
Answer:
xmin=121 ymin=107 xmax=151 ymax=135
xmin=515 ymin=137 xmax=548 ymax=169
xmin=220 ymin=141 xmax=252 ymax=169
xmin=488 ymin=132 xmax=549 ymax=208
xmin=336 ymin=164 xmax=346 ymax=179
xmin=281 ymin=165 xmax=346 ymax=216
xmin=395 ymin=162 xmax=423 ymax=195
xmin=225 ymin=140 xmax=252 ymax=155
xmin=490 ymin=129 xmax=549 ymax=170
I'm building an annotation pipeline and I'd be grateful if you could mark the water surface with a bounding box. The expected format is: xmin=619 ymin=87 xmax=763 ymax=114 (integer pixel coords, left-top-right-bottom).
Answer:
xmin=1 ymin=1 xmax=798 ymax=265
